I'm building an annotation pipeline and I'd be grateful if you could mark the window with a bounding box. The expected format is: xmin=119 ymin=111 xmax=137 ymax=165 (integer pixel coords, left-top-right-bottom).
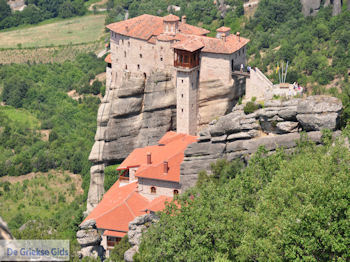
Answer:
xmin=125 ymin=65 xmax=128 ymax=70
xmin=140 ymin=54 xmax=142 ymax=58
xmin=124 ymin=51 xmax=126 ymax=58
xmin=151 ymin=187 xmax=156 ymax=194
xmin=160 ymin=57 xmax=163 ymax=62
xmin=137 ymin=64 xmax=140 ymax=70
xmin=122 ymin=39 xmax=124 ymax=44
xmin=174 ymin=190 xmax=179 ymax=195
xmin=181 ymin=79 xmax=184 ymax=84
xmin=128 ymin=41 xmax=130 ymax=47
xmin=239 ymin=50 xmax=241 ymax=56
xmin=181 ymin=108 xmax=183 ymax=113
xmin=181 ymin=94 xmax=183 ymax=98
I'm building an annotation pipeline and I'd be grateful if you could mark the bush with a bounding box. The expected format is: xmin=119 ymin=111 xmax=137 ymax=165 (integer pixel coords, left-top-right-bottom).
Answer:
xmin=243 ymin=101 xmax=260 ymax=114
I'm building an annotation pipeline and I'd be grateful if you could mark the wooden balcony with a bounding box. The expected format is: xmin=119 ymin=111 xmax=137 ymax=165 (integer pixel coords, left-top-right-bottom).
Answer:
xmin=119 ymin=176 xmax=129 ymax=182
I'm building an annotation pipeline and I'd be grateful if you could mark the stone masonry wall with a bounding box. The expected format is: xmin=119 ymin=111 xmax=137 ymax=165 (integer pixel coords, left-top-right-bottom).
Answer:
xmin=180 ymin=96 xmax=343 ymax=190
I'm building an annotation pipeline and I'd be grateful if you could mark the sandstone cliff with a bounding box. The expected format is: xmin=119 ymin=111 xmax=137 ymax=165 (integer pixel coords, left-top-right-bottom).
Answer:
xmin=180 ymin=96 xmax=343 ymax=190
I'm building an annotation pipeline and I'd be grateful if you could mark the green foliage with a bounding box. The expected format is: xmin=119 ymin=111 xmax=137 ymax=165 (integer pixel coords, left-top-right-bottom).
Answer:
xmin=104 ymin=165 xmax=122 ymax=191
xmin=106 ymin=236 xmax=131 ymax=262
xmin=137 ymin=137 xmax=350 ymax=261
xmin=0 ymin=53 xmax=105 ymax=180
xmin=243 ymin=101 xmax=260 ymax=114
xmin=0 ymin=0 xmax=88 ymax=30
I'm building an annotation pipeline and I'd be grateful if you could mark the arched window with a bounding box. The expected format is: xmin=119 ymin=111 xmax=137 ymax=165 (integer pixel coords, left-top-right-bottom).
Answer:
xmin=137 ymin=64 xmax=140 ymax=70
xmin=173 ymin=190 xmax=179 ymax=195
xmin=151 ymin=187 xmax=156 ymax=194
xmin=125 ymin=65 xmax=128 ymax=70
xmin=140 ymin=54 xmax=142 ymax=58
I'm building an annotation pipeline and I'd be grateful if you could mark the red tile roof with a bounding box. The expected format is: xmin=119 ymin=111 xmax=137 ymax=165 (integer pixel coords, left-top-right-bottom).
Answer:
xmin=104 ymin=54 xmax=111 ymax=63
xmin=163 ymin=14 xmax=180 ymax=22
xmin=216 ymin=26 xmax=231 ymax=32
xmin=117 ymin=132 xmax=197 ymax=182
xmin=106 ymin=14 xmax=209 ymax=42
xmin=146 ymin=196 xmax=173 ymax=212
xmin=103 ymin=230 xmax=126 ymax=238
xmin=173 ymin=33 xmax=250 ymax=54
xmin=83 ymin=132 xmax=195 ymax=233
xmin=172 ymin=38 xmax=204 ymax=52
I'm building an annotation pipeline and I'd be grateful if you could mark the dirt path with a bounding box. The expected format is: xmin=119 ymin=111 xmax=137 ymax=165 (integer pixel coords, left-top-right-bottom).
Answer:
xmin=89 ymin=0 xmax=108 ymax=11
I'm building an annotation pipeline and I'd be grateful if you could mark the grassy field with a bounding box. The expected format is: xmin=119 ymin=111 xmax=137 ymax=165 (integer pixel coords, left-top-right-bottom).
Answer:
xmin=0 ymin=14 xmax=107 ymax=49
xmin=0 ymin=170 xmax=84 ymax=230
xmin=0 ymin=106 xmax=40 ymax=129
xmin=0 ymin=42 xmax=105 ymax=64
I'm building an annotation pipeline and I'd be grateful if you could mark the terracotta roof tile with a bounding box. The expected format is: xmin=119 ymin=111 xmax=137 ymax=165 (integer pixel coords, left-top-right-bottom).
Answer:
xmin=178 ymin=23 xmax=209 ymax=36
xmin=103 ymin=230 xmax=126 ymax=238
xmin=146 ymin=196 xmax=173 ymax=212
xmin=163 ymin=14 xmax=180 ymax=22
xmin=216 ymin=26 xmax=231 ymax=32
xmin=118 ymin=132 xmax=197 ymax=182
xmin=107 ymin=14 xmax=210 ymax=41
xmin=173 ymin=33 xmax=250 ymax=54
xmin=82 ymin=132 xmax=195 ymax=233
xmin=104 ymin=54 xmax=111 ymax=63
xmin=172 ymin=38 xmax=204 ymax=52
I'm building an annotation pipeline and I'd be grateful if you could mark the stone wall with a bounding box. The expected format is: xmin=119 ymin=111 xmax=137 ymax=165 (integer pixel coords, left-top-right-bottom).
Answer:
xmin=180 ymin=96 xmax=343 ymax=190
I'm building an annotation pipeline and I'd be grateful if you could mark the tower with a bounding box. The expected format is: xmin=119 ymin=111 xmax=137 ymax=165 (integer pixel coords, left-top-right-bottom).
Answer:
xmin=173 ymin=40 xmax=204 ymax=135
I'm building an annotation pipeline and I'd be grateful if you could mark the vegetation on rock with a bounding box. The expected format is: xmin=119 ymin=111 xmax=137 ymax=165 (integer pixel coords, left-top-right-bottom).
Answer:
xmin=136 ymin=136 xmax=350 ymax=261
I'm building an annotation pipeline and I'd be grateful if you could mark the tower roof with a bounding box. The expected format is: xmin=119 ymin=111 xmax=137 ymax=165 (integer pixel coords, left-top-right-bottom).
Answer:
xmin=163 ymin=14 xmax=180 ymax=22
xmin=216 ymin=26 xmax=231 ymax=32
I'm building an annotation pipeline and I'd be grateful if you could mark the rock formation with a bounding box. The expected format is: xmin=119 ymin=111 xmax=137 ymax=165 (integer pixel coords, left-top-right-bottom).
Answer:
xmin=300 ymin=0 xmax=345 ymax=16
xmin=86 ymin=70 xmax=244 ymax=213
xmin=0 ymin=216 xmax=13 ymax=240
xmin=124 ymin=214 xmax=159 ymax=262
xmin=76 ymin=219 xmax=104 ymax=259
xmin=180 ymin=96 xmax=343 ymax=190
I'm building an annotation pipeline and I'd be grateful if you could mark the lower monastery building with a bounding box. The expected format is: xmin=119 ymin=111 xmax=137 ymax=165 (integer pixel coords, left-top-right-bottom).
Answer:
xmin=83 ymin=132 xmax=197 ymax=255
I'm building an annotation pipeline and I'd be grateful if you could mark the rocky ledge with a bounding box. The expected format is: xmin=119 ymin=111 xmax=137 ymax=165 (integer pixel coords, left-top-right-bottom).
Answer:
xmin=180 ymin=95 xmax=343 ymax=190
xmin=76 ymin=219 xmax=104 ymax=260
xmin=124 ymin=214 xmax=159 ymax=262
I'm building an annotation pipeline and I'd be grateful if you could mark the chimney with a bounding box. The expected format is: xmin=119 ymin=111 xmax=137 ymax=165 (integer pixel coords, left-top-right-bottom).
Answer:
xmin=182 ymin=15 xmax=187 ymax=24
xmin=163 ymin=161 xmax=168 ymax=174
xmin=236 ymin=32 xmax=240 ymax=42
xmin=147 ymin=152 xmax=151 ymax=165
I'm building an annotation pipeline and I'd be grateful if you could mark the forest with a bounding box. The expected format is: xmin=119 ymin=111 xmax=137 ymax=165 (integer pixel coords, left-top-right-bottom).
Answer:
xmin=0 ymin=0 xmax=89 ymax=29
xmin=0 ymin=53 xmax=105 ymax=187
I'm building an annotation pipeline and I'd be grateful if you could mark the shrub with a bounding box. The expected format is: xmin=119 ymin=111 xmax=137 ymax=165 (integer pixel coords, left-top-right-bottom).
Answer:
xmin=243 ymin=101 xmax=260 ymax=114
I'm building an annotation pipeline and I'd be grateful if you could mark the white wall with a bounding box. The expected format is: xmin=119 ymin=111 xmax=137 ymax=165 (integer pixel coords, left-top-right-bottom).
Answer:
xmin=176 ymin=69 xmax=199 ymax=135
xmin=138 ymin=177 xmax=180 ymax=201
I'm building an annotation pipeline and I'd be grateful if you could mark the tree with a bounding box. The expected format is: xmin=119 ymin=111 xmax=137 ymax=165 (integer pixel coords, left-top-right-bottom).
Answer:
xmin=0 ymin=0 xmax=11 ymax=22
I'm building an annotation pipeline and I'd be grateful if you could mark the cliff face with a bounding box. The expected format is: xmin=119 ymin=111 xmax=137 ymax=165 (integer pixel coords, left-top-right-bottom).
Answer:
xmin=301 ymin=0 xmax=348 ymax=16
xmin=87 ymin=71 xmax=176 ymax=212
xmin=86 ymin=70 xmax=244 ymax=212
xmin=180 ymin=96 xmax=343 ymax=190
